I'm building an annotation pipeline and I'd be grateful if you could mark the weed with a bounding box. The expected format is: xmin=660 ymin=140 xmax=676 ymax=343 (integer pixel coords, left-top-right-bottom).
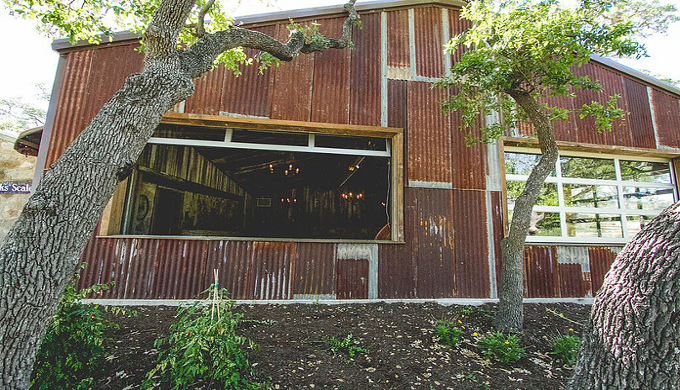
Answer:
xmin=477 ymin=332 xmax=525 ymax=363
xmin=322 ymin=334 xmax=369 ymax=362
xmin=142 ymin=288 xmax=266 ymax=389
xmin=546 ymin=308 xmax=584 ymax=326
xmin=456 ymin=372 xmax=491 ymax=390
xmin=436 ymin=320 xmax=464 ymax=347
xmin=31 ymin=264 xmax=134 ymax=390
xmin=551 ymin=334 xmax=580 ymax=367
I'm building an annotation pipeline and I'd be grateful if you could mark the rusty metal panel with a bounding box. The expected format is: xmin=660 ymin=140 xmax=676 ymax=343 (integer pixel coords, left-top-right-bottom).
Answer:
xmin=293 ymin=243 xmax=337 ymax=297
xmin=378 ymin=243 xmax=416 ymax=298
xmin=350 ymin=12 xmax=381 ymax=126
xmin=490 ymin=191 xmax=504 ymax=293
xmin=336 ymin=259 xmax=369 ymax=299
xmin=387 ymin=10 xmax=410 ymax=68
xmin=311 ymin=17 xmax=351 ymax=124
xmin=558 ymin=263 xmax=587 ymax=297
xmin=451 ymin=114 xmax=486 ymax=190
xmin=388 ymin=79 xmax=408 ymax=180
xmin=409 ymin=187 xmax=454 ymax=298
xmin=250 ymin=242 xmax=294 ymax=299
xmin=184 ymin=66 xmax=226 ymax=115
xmin=447 ymin=9 xmax=469 ymax=64
xmin=414 ymin=7 xmax=443 ymax=78
xmin=452 ymin=189 xmax=489 ymax=297
xmin=270 ymin=22 xmax=314 ymax=121
xmin=408 ymin=81 xmax=452 ymax=184
xmin=46 ymin=50 xmax=94 ymax=166
xmin=652 ymin=88 xmax=680 ymax=148
xmin=624 ymin=78 xmax=656 ymax=148
xmin=218 ymin=25 xmax=276 ymax=118
xmin=589 ymin=246 xmax=619 ymax=295
xmin=523 ymin=245 xmax=559 ymax=298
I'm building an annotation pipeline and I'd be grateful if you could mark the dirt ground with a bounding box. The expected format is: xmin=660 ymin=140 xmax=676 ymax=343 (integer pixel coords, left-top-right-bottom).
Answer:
xmin=95 ymin=302 xmax=590 ymax=389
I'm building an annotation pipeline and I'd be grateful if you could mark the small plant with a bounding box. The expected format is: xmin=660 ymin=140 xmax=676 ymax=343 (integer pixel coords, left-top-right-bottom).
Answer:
xmin=551 ymin=334 xmax=581 ymax=367
xmin=31 ymin=264 xmax=131 ymax=390
xmin=436 ymin=320 xmax=464 ymax=347
xmin=477 ymin=332 xmax=525 ymax=363
xmin=457 ymin=372 xmax=491 ymax=390
xmin=322 ymin=334 xmax=369 ymax=362
xmin=143 ymin=288 xmax=265 ymax=389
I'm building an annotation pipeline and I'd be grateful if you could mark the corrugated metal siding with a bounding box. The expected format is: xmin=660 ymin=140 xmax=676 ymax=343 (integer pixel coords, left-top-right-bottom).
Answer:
xmin=558 ymin=263 xmax=587 ymax=298
xmin=589 ymin=246 xmax=618 ymax=295
xmin=270 ymin=22 xmax=315 ymax=121
xmin=452 ymin=189 xmax=489 ymax=297
xmin=447 ymin=9 xmax=469 ymax=64
xmin=336 ymin=259 xmax=369 ymax=299
xmin=184 ymin=65 xmax=226 ymax=115
xmin=387 ymin=10 xmax=410 ymax=68
xmin=451 ymin=114 xmax=486 ymax=190
xmin=293 ymin=243 xmax=337 ymax=297
xmin=311 ymin=17 xmax=351 ymax=124
xmin=414 ymin=7 xmax=443 ymax=78
xmin=652 ymin=88 xmax=680 ymax=148
xmin=410 ymin=187 xmax=454 ymax=297
xmin=250 ymin=242 xmax=294 ymax=299
xmin=623 ymin=78 xmax=655 ymax=149
xmin=349 ymin=12 xmax=381 ymax=126
xmin=408 ymin=81 xmax=452 ymax=183
xmin=206 ymin=240 xmax=253 ymax=299
xmin=524 ymin=246 xmax=559 ymax=298
xmin=490 ymin=191 xmax=504 ymax=292
xmin=378 ymin=243 xmax=416 ymax=298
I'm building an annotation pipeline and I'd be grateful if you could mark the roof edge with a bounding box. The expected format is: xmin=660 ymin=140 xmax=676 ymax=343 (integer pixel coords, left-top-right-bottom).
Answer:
xmin=591 ymin=54 xmax=680 ymax=96
xmin=52 ymin=0 xmax=466 ymax=51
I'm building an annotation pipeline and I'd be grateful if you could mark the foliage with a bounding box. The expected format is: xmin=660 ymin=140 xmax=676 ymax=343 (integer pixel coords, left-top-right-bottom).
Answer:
xmin=0 ymin=84 xmax=49 ymax=135
xmin=322 ymin=334 xmax=369 ymax=362
xmin=143 ymin=289 xmax=265 ymax=389
xmin=551 ymin=334 xmax=581 ymax=367
xmin=477 ymin=332 xmax=525 ymax=363
xmin=437 ymin=0 xmax=645 ymax=144
xmin=31 ymin=264 xmax=133 ymax=390
xmin=456 ymin=372 xmax=491 ymax=390
xmin=436 ymin=320 xmax=464 ymax=347
xmin=602 ymin=0 xmax=680 ymax=37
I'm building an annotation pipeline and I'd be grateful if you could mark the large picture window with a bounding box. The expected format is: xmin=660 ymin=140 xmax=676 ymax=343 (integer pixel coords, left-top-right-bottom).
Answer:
xmin=504 ymin=147 xmax=677 ymax=244
xmin=106 ymin=114 xmax=403 ymax=241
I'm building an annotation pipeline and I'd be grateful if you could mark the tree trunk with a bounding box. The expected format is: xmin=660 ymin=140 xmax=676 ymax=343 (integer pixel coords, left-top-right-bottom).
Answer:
xmin=0 ymin=0 xmax=358 ymax=386
xmin=567 ymin=202 xmax=680 ymax=389
xmin=494 ymin=91 xmax=558 ymax=332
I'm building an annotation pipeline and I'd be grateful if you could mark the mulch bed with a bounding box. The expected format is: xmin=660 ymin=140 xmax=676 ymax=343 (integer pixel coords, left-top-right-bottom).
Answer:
xmin=96 ymin=302 xmax=590 ymax=389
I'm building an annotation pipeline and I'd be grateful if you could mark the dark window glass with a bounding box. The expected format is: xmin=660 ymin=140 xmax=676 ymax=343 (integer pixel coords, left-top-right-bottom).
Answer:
xmin=315 ymin=135 xmax=387 ymax=151
xmin=231 ymin=129 xmax=309 ymax=146
xmin=153 ymin=124 xmax=225 ymax=141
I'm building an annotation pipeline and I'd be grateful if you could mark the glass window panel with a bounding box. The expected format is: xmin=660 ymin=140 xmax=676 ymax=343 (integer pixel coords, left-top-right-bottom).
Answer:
xmin=623 ymin=187 xmax=674 ymax=211
xmin=315 ymin=135 xmax=387 ymax=150
xmin=566 ymin=213 xmax=622 ymax=238
xmin=563 ymin=184 xmax=618 ymax=209
xmin=508 ymin=211 xmax=561 ymax=236
xmin=620 ymin=160 xmax=671 ymax=184
xmin=560 ymin=156 xmax=616 ymax=180
xmin=153 ymin=124 xmax=225 ymax=141
xmin=626 ymin=215 xmax=655 ymax=237
xmin=231 ymin=129 xmax=309 ymax=146
xmin=504 ymin=152 xmax=555 ymax=176
xmin=506 ymin=181 xmax=558 ymax=208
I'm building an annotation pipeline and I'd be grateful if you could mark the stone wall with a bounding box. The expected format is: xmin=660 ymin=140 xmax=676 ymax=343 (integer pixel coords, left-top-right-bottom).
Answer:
xmin=0 ymin=136 xmax=36 ymax=240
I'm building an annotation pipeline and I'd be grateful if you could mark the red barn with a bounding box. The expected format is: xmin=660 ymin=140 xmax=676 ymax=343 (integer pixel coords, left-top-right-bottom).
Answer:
xmin=31 ymin=0 xmax=680 ymax=300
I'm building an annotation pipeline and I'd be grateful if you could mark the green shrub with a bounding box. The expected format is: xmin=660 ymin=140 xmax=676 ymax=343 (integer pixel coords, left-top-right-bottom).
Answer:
xmin=143 ymin=289 xmax=265 ymax=389
xmin=551 ymin=334 xmax=580 ymax=367
xmin=477 ymin=332 xmax=525 ymax=363
xmin=322 ymin=334 xmax=369 ymax=362
xmin=31 ymin=265 xmax=126 ymax=390
xmin=436 ymin=320 xmax=464 ymax=347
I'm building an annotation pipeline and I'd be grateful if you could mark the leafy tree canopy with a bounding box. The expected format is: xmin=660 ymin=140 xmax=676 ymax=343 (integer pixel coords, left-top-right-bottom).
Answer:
xmin=602 ymin=0 xmax=680 ymax=37
xmin=0 ymin=84 xmax=49 ymax=135
xmin=437 ymin=0 xmax=646 ymax=145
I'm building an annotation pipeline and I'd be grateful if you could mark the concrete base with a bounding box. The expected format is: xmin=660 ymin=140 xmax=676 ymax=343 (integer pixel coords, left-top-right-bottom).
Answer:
xmin=83 ymin=297 xmax=594 ymax=306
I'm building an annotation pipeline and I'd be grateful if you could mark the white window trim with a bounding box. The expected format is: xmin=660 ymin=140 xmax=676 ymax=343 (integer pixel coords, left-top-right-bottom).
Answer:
xmin=504 ymin=146 xmax=677 ymax=244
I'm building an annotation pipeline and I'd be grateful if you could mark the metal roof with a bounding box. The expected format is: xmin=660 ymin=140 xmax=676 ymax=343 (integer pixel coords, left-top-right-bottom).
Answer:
xmin=591 ymin=54 xmax=680 ymax=96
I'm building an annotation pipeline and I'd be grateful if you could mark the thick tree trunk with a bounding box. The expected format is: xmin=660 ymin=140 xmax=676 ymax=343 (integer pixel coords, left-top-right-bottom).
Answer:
xmin=567 ymin=203 xmax=680 ymax=389
xmin=494 ymin=91 xmax=558 ymax=332
xmin=0 ymin=1 xmax=357 ymax=386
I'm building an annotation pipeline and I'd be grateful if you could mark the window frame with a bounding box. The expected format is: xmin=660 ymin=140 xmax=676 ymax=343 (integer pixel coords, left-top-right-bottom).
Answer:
xmin=99 ymin=113 xmax=405 ymax=243
xmin=502 ymin=145 xmax=678 ymax=244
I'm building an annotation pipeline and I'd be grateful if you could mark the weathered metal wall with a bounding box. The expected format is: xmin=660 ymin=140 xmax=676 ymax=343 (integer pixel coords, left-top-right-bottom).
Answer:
xmin=45 ymin=4 xmax=677 ymax=300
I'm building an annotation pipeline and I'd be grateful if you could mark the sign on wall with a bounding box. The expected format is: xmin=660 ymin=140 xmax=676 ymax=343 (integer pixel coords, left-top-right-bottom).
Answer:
xmin=0 ymin=182 xmax=31 ymax=194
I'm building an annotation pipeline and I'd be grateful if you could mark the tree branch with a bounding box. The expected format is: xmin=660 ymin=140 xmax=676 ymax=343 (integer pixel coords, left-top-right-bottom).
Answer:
xmin=179 ymin=0 xmax=358 ymax=78
xmin=196 ymin=0 xmax=216 ymax=37
xmin=145 ymin=0 xmax=198 ymax=62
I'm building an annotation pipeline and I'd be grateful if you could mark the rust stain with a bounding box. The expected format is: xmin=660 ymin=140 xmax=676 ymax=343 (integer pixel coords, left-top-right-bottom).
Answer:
xmin=652 ymin=88 xmax=680 ymax=148
xmin=336 ymin=259 xmax=369 ymax=299
xmin=589 ymin=246 xmax=619 ymax=295
xmin=387 ymin=10 xmax=410 ymax=68
xmin=293 ymin=243 xmax=337 ymax=297
xmin=250 ymin=242 xmax=295 ymax=299
xmin=350 ymin=12 xmax=381 ymax=126
xmin=451 ymin=113 xmax=486 ymax=190
xmin=558 ymin=263 xmax=588 ymax=298
xmin=452 ymin=189 xmax=490 ymax=297
xmin=523 ymin=246 xmax=559 ymax=298
xmin=414 ymin=7 xmax=444 ymax=78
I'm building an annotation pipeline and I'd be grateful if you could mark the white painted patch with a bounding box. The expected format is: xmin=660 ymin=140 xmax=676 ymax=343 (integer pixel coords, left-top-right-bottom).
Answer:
xmin=408 ymin=180 xmax=453 ymax=189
